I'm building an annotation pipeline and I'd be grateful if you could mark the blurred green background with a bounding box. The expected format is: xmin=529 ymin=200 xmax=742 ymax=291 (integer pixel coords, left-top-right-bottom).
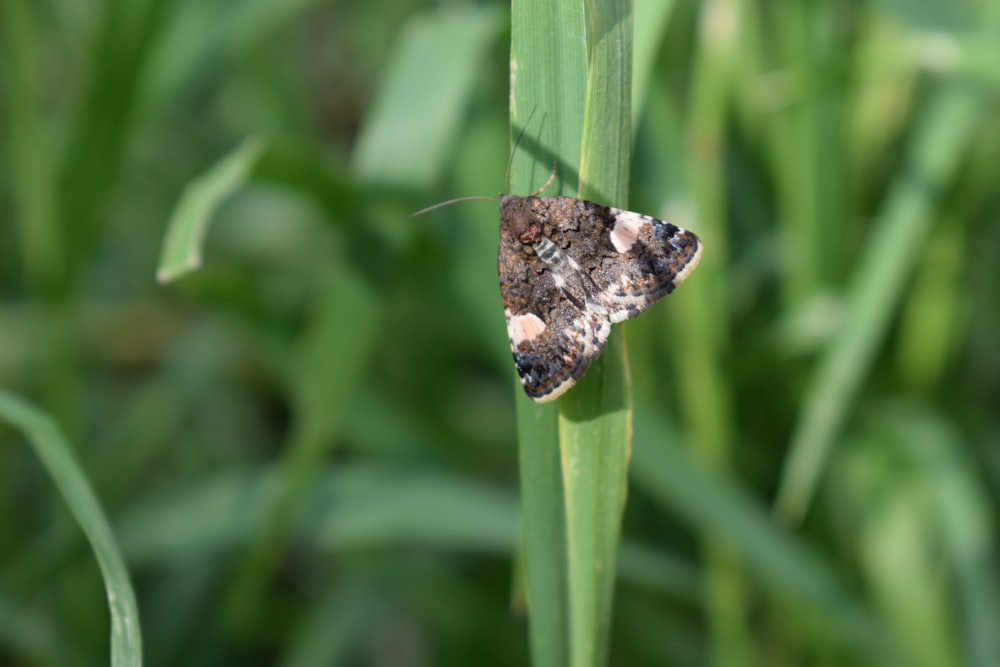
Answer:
xmin=2 ymin=0 xmax=1000 ymax=665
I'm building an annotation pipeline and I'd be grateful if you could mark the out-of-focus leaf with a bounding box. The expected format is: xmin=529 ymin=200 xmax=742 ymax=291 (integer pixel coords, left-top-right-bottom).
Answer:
xmin=0 ymin=392 xmax=143 ymax=667
xmin=156 ymin=137 xmax=265 ymax=283
xmin=352 ymin=5 xmax=503 ymax=189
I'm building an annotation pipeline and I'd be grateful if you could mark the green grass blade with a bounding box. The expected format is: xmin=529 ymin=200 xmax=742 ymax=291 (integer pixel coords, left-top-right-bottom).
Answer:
xmin=0 ymin=0 xmax=82 ymax=436
xmin=511 ymin=2 xmax=634 ymax=663
xmin=558 ymin=1 xmax=634 ymax=666
xmin=560 ymin=340 xmax=632 ymax=667
xmin=671 ymin=1 xmax=751 ymax=663
xmin=1 ymin=0 xmax=60 ymax=295
xmin=631 ymin=0 xmax=677 ymax=128
xmin=577 ymin=0 xmax=632 ymax=204
xmin=156 ymin=137 xmax=265 ymax=283
xmin=631 ymin=419 xmax=892 ymax=662
xmin=509 ymin=0 xmax=587 ymax=194
xmin=58 ymin=0 xmax=174 ymax=283
xmin=514 ymin=398 xmax=567 ymax=667
xmin=510 ymin=0 xmax=588 ymax=664
xmin=767 ymin=2 xmax=847 ymax=313
xmin=775 ymin=83 xmax=987 ymax=522
xmin=0 ymin=392 xmax=143 ymax=667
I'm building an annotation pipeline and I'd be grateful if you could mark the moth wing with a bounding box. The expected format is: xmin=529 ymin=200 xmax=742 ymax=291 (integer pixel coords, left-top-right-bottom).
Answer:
xmin=503 ymin=303 xmax=610 ymax=402
xmin=498 ymin=233 xmax=610 ymax=402
xmin=543 ymin=199 xmax=703 ymax=324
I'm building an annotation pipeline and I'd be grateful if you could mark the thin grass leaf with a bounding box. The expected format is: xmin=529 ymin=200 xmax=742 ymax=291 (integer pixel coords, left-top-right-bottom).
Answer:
xmin=1 ymin=0 xmax=83 ymax=437
xmin=775 ymin=82 xmax=988 ymax=522
xmin=668 ymin=1 xmax=751 ymax=663
xmin=1 ymin=0 xmax=60 ymax=294
xmin=767 ymin=2 xmax=847 ymax=313
xmin=156 ymin=136 xmax=265 ymax=283
xmin=846 ymin=419 xmax=965 ymax=667
xmin=0 ymin=391 xmax=143 ymax=667
xmin=631 ymin=418 xmax=892 ymax=663
xmin=58 ymin=0 xmax=174 ymax=283
xmin=514 ymin=398 xmax=567 ymax=667
xmin=559 ymin=340 xmax=631 ymax=667
xmin=631 ymin=0 xmax=678 ymax=128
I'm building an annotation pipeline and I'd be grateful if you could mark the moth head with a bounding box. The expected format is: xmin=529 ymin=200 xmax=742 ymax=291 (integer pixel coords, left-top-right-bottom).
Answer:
xmin=500 ymin=195 xmax=543 ymax=244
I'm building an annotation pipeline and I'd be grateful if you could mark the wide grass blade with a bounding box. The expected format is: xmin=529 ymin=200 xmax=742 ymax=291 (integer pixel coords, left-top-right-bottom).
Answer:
xmin=509 ymin=0 xmax=588 ymax=664
xmin=559 ymin=1 xmax=634 ymax=666
xmin=512 ymin=1 xmax=636 ymax=663
xmin=559 ymin=340 xmax=632 ymax=667
xmin=0 ymin=392 xmax=143 ymax=667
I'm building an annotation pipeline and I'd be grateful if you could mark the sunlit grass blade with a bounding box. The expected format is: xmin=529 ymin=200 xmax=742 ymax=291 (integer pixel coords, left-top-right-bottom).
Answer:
xmin=156 ymin=137 xmax=265 ymax=283
xmin=509 ymin=0 xmax=588 ymax=663
xmin=514 ymin=397 xmax=566 ymax=667
xmin=509 ymin=0 xmax=586 ymax=193
xmin=557 ymin=1 xmax=635 ymax=665
xmin=775 ymin=83 xmax=987 ymax=522
xmin=0 ymin=392 xmax=143 ymax=667
xmin=559 ymin=341 xmax=632 ymax=667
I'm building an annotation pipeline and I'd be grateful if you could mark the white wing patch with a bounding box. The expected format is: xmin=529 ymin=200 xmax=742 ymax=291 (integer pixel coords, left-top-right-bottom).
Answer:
xmin=609 ymin=209 xmax=653 ymax=253
xmin=505 ymin=309 xmax=548 ymax=346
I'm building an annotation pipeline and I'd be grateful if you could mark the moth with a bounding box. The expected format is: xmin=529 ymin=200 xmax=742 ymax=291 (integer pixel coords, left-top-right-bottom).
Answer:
xmin=416 ymin=121 xmax=702 ymax=402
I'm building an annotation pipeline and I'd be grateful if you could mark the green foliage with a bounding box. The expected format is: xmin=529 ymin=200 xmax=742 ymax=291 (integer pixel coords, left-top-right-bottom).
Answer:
xmin=0 ymin=392 xmax=142 ymax=667
xmin=3 ymin=0 xmax=1000 ymax=665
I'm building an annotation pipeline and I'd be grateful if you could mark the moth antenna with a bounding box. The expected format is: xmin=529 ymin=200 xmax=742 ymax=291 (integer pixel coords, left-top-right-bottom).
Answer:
xmin=411 ymin=195 xmax=498 ymax=217
xmin=530 ymin=162 xmax=557 ymax=197
xmin=505 ymin=106 xmax=539 ymax=193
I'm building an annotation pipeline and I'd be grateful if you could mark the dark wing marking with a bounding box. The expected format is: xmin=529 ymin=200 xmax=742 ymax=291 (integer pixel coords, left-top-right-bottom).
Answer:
xmin=498 ymin=212 xmax=610 ymax=402
xmin=502 ymin=303 xmax=610 ymax=402
xmin=536 ymin=198 xmax=702 ymax=324
xmin=496 ymin=194 xmax=701 ymax=402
